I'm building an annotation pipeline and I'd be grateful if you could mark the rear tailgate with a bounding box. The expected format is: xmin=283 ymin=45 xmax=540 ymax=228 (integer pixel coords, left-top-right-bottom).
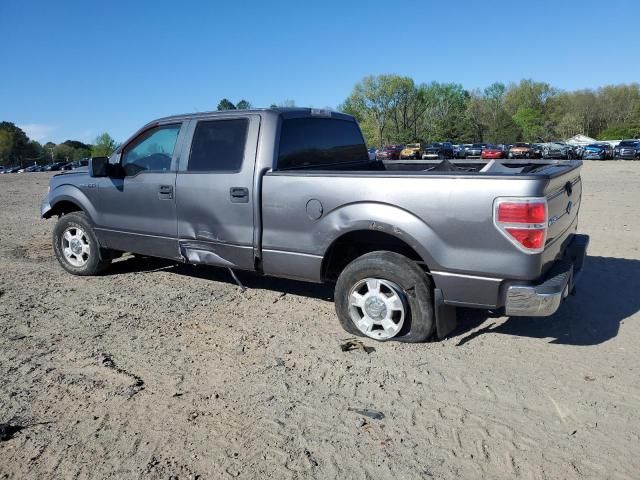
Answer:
xmin=540 ymin=163 xmax=583 ymax=270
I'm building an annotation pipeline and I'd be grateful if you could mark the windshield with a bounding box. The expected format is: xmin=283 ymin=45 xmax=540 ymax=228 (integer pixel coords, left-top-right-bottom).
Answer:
xmin=619 ymin=141 xmax=638 ymax=147
xmin=406 ymin=143 xmax=420 ymax=148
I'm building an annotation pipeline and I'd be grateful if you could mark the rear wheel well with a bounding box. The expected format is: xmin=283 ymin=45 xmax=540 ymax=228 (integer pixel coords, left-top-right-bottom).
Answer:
xmin=321 ymin=230 xmax=426 ymax=282
xmin=47 ymin=200 xmax=83 ymax=218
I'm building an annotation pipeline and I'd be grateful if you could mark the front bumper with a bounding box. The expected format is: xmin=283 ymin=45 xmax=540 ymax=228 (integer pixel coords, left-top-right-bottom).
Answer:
xmin=505 ymin=234 xmax=589 ymax=316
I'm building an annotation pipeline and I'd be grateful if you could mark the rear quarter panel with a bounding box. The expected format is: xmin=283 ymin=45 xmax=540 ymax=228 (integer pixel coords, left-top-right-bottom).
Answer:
xmin=261 ymin=172 xmax=568 ymax=282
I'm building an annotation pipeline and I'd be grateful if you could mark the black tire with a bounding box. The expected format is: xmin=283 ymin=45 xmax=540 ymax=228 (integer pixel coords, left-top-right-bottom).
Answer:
xmin=334 ymin=251 xmax=435 ymax=343
xmin=52 ymin=211 xmax=111 ymax=276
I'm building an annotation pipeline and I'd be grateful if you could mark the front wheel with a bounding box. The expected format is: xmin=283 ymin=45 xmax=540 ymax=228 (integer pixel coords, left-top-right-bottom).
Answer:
xmin=53 ymin=211 xmax=111 ymax=276
xmin=334 ymin=251 xmax=435 ymax=342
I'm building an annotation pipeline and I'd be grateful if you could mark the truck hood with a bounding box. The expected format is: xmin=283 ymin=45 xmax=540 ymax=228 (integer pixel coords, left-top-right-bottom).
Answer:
xmin=50 ymin=170 xmax=90 ymax=189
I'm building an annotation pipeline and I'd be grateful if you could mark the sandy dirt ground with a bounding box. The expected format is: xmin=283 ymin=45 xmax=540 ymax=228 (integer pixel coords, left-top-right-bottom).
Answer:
xmin=0 ymin=162 xmax=639 ymax=479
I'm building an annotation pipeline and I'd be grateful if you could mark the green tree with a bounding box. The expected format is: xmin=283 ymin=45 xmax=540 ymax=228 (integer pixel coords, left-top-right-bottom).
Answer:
xmin=54 ymin=143 xmax=75 ymax=161
xmin=24 ymin=140 xmax=44 ymax=164
xmin=0 ymin=122 xmax=29 ymax=165
xmin=235 ymin=99 xmax=251 ymax=109
xmin=91 ymin=133 xmax=118 ymax=157
xmin=0 ymin=130 xmax=15 ymax=164
xmin=217 ymin=98 xmax=237 ymax=110
xmin=512 ymin=107 xmax=545 ymax=142
xmin=43 ymin=142 xmax=56 ymax=162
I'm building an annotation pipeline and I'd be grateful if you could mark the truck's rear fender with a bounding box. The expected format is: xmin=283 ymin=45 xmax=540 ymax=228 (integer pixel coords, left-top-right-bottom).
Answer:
xmin=315 ymin=202 xmax=440 ymax=281
xmin=42 ymin=185 xmax=98 ymax=224
xmin=260 ymin=200 xmax=441 ymax=283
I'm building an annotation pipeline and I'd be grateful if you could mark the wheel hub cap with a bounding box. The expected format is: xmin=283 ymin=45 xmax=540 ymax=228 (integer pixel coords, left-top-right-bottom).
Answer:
xmin=364 ymin=296 xmax=387 ymax=320
xmin=61 ymin=226 xmax=90 ymax=267
xmin=348 ymin=278 xmax=406 ymax=340
xmin=70 ymin=238 xmax=82 ymax=254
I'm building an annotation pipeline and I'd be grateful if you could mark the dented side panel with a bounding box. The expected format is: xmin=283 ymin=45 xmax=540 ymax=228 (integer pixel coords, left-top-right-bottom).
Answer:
xmin=175 ymin=115 xmax=261 ymax=271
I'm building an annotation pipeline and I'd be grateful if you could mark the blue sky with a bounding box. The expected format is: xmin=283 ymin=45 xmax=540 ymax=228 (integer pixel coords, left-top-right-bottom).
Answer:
xmin=1 ymin=0 xmax=638 ymax=144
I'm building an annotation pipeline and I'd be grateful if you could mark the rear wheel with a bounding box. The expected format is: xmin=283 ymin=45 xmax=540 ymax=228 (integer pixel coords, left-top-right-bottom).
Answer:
xmin=334 ymin=251 xmax=435 ymax=342
xmin=53 ymin=211 xmax=111 ymax=276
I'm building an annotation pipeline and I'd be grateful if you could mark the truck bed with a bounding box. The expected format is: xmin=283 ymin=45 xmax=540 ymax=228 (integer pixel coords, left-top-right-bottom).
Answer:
xmin=275 ymin=158 xmax=580 ymax=177
xmin=261 ymin=158 xmax=582 ymax=308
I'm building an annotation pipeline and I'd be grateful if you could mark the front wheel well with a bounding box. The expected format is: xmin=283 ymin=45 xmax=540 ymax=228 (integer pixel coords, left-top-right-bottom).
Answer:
xmin=321 ymin=230 xmax=426 ymax=282
xmin=45 ymin=200 xmax=84 ymax=218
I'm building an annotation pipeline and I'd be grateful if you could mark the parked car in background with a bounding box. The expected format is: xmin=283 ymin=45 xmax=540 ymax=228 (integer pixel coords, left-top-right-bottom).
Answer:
xmin=66 ymin=159 xmax=90 ymax=170
xmin=614 ymin=140 xmax=640 ymax=160
xmin=5 ymin=166 xmax=22 ymax=173
xmin=581 ymin=143 xmax=611 ymax=160
xmin=508 ymin=143 xmax=533 ymax=159
xmin=376 ymin=144 xmax=403 ymax=160
xmin=543 ymin=142 xmax=573 ymax=159
xmin=421 ymin=142 xmax=454 ymax=159
xmin=481 ymin=145 xmax=506 ymax=160
xmin=598 ymin=143 xmax=614 ymax=159
xmin=400 ymin=143 xmax=423 ymax=159
xmin=530 ymin=144 xmax=544 ymax=158
xmin=455 ymin=144 xmax=472 ymax=158
xmin=367 ymin=148 xmax=377 ymax=161
xmin=464 ymin=143 xmax=488 ymax=158
xmin=46 ymin=161 xmax=69 ymax=171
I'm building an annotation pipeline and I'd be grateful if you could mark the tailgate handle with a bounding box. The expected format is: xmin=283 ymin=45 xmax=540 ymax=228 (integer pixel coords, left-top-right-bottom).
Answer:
xmin=564 ymin=181 xmax=573 ymax=196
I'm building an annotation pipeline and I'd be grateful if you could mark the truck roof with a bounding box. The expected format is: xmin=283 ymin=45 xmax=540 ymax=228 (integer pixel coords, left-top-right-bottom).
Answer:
xmin=151 ymin=107 xmax=354 ymax=124
xmin=117 ymin=108 xmax=357 ymax=154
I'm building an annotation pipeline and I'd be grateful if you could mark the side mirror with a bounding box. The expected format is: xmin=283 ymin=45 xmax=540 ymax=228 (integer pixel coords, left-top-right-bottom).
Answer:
xmin=89 ymin=156 xmax=109 ymax=177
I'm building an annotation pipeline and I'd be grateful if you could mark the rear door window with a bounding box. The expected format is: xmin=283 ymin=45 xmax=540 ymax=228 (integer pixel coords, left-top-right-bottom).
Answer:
xmin=277 ymin=118 xmax=368 ymax=169
xmin=188 ymin=118 xmax=248 ymax=172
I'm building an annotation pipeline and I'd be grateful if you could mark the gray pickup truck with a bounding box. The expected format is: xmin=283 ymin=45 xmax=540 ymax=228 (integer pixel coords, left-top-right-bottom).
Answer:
xmin=42 ymin=108 xmax=589 ymax=342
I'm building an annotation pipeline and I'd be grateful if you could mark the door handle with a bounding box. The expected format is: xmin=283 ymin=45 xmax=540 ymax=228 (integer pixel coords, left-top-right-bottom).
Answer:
xmin=159 ymin=185 xmax=173 ymax=199
xmin=230 ymin=187 xmax=249 ymax=203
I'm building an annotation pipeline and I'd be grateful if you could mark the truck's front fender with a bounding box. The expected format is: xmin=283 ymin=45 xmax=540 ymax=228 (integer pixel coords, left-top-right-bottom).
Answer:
xmin=42 ymin=184 xmax=98 ymax=224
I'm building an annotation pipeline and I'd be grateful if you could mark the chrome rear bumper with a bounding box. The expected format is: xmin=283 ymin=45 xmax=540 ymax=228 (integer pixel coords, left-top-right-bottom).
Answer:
xmin=505 ymin=234 xmax=589 ymax=317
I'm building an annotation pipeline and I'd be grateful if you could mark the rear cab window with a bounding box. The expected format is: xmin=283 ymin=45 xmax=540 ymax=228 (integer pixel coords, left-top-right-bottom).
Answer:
xmin=277 ymin=117 xmax=368 ymax=170
xmin=188 ymin=118 xmax=248 ymax=172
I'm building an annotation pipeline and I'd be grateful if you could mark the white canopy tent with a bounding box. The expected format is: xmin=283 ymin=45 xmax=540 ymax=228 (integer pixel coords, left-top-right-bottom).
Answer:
xmin=564 ymin=134 xmax=597 ymax=145
xmin=564 ymin=134 xmax=625 ymax=147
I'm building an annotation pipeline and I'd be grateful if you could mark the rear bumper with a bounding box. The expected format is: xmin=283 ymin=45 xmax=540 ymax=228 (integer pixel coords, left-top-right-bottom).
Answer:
xmin=505 ymin=234 xmax=589 ymax=316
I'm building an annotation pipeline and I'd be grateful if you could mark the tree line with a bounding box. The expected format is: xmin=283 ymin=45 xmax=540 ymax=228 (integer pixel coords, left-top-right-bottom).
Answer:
xmin=340 ymin=75 xmax=640 ymax=147
xmin=3 ymin=80 xmax=638 ymax=166
xmin=0 ymin=97 xmax=296 ymax=166
xmin=0 ymin=123 xmax=119 ymax=167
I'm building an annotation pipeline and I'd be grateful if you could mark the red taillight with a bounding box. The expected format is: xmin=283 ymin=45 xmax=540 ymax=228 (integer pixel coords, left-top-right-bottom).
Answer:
xmin=497 ymin=202 xmax=546 ymax=224
xmin=494 ymin=198 xmax=547 ymax=253
xmin=504 ymin=228 xmax=545 ymax=249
